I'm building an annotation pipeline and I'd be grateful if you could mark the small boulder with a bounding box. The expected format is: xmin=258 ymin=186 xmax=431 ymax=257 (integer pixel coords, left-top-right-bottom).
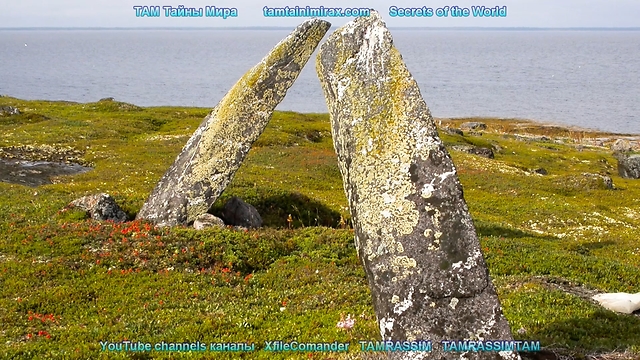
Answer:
xmin=617 ymin=154 xmax=640 ymax=179
xmin=441 ymin=127 xmax=463 ymax=136
xmin=601 ymin=175 xmax=614 ymax=189
xmin=70 ymin=193 xmax=127 ymax=222
xmin=556 ymin=173 xmax=614 ymax=191
xmin=222 ymin=197 xmax=262 ymax=228
xmin=534 ymin=168 xmax=548 ymax=175
xmin=467 ymin=146 xmax=494 ymax=159
xmin=0 ymin=106 xmax=20 ymax=116
xmin=611 ymin=139 xmax=632 ymax=153
xmin=581 ymin=173 xmax=614 ymax=190
xmin=460 ymin=121 xmax=487 ymax=130
xmin=193 ymin=213 xmax=225 ymax=230
xmin=451 ymin=145 xmax=494 ymax=159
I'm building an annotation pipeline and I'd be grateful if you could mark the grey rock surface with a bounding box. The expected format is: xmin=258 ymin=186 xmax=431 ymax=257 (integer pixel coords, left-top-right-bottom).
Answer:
xmin=317 ymin=11 xmax=518 ymax=359
xmin=451 ymin=145 xmax=495 ymax=159
xmin=70 ymin=193 xmax=128 ymax=222
xmin=611 ymin=139 xmax=632 ymax=153
xmin=582 ymin=173 xmax=614 ymax=190
xmin=441 ymin=127 xmax=463 ymax=136
xmin=193 ymin=213 xmax=226 ymax=230
xmin=460 ymin=121 xmax=487 ymax=130
xmin=0 ymin=106 xmax=20 ymax=116
xmin=617 ymin=154 xmax=640 ymax=179
xmin=221 ymin=197 xmax=262 ymax=229
xmin=136 ymin=19 xmax=331 ymax=227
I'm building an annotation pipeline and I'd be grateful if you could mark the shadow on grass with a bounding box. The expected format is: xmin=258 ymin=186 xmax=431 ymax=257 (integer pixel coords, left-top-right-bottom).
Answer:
xmin=211 ymin=191 xmax=344 ymax=229
xmin=475 ymin=221 xmax=557 ymax=240
xmin=530 ymin=309 xmax=640 ymax=356
xmin=581 ymin=240 xmax=617 ymax=251
xmin=568 ymin=240 xmax=617 ymax=256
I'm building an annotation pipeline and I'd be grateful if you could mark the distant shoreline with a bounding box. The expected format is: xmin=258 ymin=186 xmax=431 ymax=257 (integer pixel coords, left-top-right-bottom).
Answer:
xmin=437 ymin=117 xmax=640 ymax=138
xmin=1 ymin=94 xmax=639 ymax=138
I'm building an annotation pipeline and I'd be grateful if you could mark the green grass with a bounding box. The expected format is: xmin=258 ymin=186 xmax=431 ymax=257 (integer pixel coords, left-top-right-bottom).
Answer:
xmin=1 ymin=97 xmax=639 ymax=359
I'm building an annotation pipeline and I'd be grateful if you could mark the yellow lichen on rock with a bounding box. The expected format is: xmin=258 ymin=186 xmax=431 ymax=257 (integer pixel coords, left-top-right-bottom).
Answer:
xmin=137 ymin=19 xmax=331 ymax=226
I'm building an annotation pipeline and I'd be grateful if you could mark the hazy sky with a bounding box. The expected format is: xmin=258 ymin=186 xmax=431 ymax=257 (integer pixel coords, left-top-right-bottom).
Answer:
xmin=1 ymin=0 xmax=639 ymax=28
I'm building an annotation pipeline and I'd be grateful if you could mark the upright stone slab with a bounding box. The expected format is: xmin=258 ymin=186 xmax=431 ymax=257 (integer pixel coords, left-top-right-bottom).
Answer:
xmin=136 ymin=19 xmax=331 ymax=227
xmin=317 ymin=11 xmax=519 ymax=359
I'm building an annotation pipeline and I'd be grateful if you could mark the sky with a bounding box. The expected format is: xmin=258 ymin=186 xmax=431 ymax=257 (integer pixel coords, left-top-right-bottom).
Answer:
xmin=1 ymin=0 xmax=639 ymax=28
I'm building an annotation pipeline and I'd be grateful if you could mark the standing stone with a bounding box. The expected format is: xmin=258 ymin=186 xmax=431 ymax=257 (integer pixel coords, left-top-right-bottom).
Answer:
xmin=317 ymin=11 xmax=518 ymax=359
xmin=136 ymin=19 xmax=331 ymax=227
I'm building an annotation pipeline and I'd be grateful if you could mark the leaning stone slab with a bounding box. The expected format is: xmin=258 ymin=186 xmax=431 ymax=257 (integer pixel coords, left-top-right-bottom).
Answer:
xmin=317 ymin=11 xmax=518 ymax=359
xmin=136 ymin=19 xmax=331 ymax=227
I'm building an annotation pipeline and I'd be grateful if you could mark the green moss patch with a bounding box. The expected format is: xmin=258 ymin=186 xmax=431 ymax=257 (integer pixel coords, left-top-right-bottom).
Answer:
xmin=1 ymin=97 xmax=639 ymax=359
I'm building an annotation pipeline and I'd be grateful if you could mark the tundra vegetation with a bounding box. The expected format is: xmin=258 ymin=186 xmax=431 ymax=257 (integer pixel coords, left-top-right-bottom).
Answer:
xmin=1 ymin=96 xmax=639 ymax=359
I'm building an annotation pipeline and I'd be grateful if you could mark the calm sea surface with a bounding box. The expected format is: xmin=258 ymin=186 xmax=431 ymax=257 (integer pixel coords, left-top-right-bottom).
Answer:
xmin=1 ymin=29 xmax=639 ymax=134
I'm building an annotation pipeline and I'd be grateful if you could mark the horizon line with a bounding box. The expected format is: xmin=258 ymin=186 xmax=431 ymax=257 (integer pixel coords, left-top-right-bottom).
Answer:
xmin=1 ymin=26 xmax=640 ymax=31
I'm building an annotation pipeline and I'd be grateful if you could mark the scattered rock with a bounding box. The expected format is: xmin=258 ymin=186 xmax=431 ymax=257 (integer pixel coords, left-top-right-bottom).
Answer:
xmin=617 ymin=154 xmax=640 ymax=179
xmin=69 ymin=193 xmax=127 ymax=222
xmin=580 ymin=173 xmax=613 ymax=189
xmin=514 ymin=134 xmax=551 ymax=142
xmin=533 ymin=168 xmax=548 ymax=175
xmin=467 ymin=146 xmax=494 ymax=159
xmin=221 ymin=197 xmax=262 ymax=229
xmin=0 ymin=106 xmax=20 ymax=116
xmin=0 ymin=144 xmax=89 ymax=165
xmin=460 ymin=121 xmax=487 ymax=130
xmin=441 ymin=127 xmax=463 ymax=136
xmin=193 ymin=213 xmax=225 ymax=230
xmin=451 ymin=145 xmax=494 ymax=159
xmin=98 ymin=97 xmax=115 ymax=102
xmin=136 ymin=18 xmax=331 ymax=227
xmin=611 ymin=139 xmax=632 ymax=153
xmin=316 ymin=11 xmax=518 ymax=359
